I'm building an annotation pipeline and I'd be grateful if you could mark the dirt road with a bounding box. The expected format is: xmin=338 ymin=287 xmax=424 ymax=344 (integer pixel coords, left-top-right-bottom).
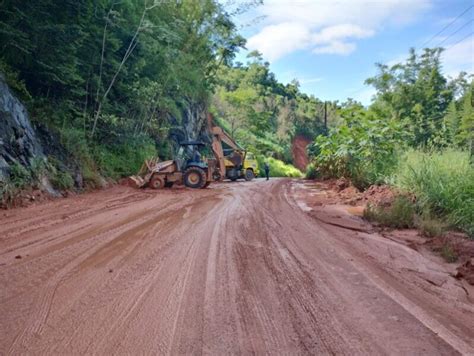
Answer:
xmin=1 ymin=179 xmax=473 ymax=355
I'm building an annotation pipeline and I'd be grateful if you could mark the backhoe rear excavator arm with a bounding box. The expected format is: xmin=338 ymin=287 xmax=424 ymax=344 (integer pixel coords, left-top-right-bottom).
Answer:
xmin=208 ymin=114 xmax=246 ymax=180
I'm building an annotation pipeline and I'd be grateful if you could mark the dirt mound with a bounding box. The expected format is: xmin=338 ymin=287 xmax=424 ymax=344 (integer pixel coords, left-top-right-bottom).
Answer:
xmin=322 ymin=179 xmax=396 ymax=206
xmin=291 ymin=135 xmax=312 ymax=171
xmin=363 ymin=184 xmax=396 ymax=207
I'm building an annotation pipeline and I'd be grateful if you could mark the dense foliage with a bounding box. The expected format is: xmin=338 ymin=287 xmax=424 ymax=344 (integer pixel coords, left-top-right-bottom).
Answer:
xmin=0 ymin=0 xmax=246 ymax=179
xmin=313 ymin=102 xmax=405 ymax=189
xmin=213 ymin=52 xmax=336 ymax=168
xmin=310 ymin=48 xmax=473 ymax=187
xmin=308 ymin=48 xmax=473 ymax=235
xmin=365 ymin=48 xmax=473 ymax=149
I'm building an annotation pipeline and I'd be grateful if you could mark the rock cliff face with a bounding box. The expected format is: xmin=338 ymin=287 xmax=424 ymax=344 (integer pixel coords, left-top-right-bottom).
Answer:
xmin=0 ymin=75 xmax=209 ymax=190
xmin=168 ymin=99 xmax=210 ymax=146
xmin=0 ymin=75 xmax=44 ymax=182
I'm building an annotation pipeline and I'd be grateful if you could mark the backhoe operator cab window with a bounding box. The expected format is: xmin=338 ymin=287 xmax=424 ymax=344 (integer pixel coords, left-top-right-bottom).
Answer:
xmin=177 ymin=146 xmax=185 ymax=158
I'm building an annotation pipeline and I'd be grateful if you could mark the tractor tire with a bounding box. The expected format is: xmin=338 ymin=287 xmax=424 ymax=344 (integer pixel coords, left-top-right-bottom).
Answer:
xmin=149 ymin=174 xmax=166 ymax=189
xmin=183 ymin=167 xmax=207 ymax=189
xmin=244 ymin=169 xmax=255 ymax=181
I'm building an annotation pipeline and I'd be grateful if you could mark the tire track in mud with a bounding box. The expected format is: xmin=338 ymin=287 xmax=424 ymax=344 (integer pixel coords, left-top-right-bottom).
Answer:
xmin=0 ymin=189 xmax=165 ymax=254
xmin=1 ymin=180 xmax=473 ymax=354
xmin=229 ymin=181 xmax=364 ymax=354
xmin=0 ymin=197 xmax=186 ymax=302
xmin=1 ymin=191 xmax=220 ymax=353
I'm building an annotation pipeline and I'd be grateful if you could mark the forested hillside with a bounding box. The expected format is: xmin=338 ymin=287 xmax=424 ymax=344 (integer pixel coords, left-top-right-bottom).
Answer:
xmin=0 ymin=0 xmax=246 ymax=186
xmin=211 ymin=51 xmax=335 ymax=176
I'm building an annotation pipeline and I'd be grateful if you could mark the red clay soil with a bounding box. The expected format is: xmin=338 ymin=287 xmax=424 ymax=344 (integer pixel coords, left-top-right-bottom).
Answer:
xmin=305 ymin=178 xmax=474 ymax=286
xmin=1 ymin=179 xmax=474 ymax=354
xmin=320 ymin=178 xmax=396 ymax=207
xmin=291 ymin=135 xmax=312 ymax=171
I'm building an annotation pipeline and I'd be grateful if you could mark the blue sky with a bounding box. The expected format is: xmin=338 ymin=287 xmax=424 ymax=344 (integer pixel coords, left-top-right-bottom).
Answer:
xmin=233 ymin=0 xmax=474 ymax=104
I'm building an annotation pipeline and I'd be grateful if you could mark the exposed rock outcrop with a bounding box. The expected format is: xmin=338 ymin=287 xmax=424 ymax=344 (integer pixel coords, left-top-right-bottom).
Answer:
xmin=0 ymin=75 xmax=44 ymax=182
xmin=168 ymin=99 xmax=209 ymax=147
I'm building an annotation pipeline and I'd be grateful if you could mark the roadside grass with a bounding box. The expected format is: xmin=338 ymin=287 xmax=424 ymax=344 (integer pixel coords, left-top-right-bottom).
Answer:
xmin=305 ymin=163 xmax=318 ymax=179
xmin=363 ymin=196 xmax=415 ymax=229
xmin=439 ymin=242 xmax=459 ymax=263
xmin=93 ymin=136 xmax=157 ymax=180
xmin=393 ymin=150 xmax=474 ymax=238
xmin=417 ymin=215 xmax=447 ymax=238
xmin=47 ymin=158 xmax=74 ymax=190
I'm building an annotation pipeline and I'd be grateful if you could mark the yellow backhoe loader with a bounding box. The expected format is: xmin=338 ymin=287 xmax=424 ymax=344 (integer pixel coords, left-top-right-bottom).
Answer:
xmin=128 ymin=140 xmax=221 ymax=189
xmin=128 ymin=114 xmax=258 ymax=189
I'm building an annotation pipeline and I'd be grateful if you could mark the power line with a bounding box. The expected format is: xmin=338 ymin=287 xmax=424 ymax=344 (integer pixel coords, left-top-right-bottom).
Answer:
xmin=437 ymin=19 xmax=473 ymax=47
xmin=445 ymin=31 xmax=474 ymax=51
xmin=420 ymin=4 xmax=474 ymax=48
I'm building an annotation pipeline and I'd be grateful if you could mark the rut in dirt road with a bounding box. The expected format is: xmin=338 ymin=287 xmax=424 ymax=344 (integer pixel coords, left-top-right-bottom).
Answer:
xmin=1 ymin=179 xmax=473 ymax=354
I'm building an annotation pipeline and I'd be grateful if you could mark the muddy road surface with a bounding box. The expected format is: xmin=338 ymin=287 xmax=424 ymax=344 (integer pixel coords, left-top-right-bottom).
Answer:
xmin=1 ymin=179 xmax=473 ymax=355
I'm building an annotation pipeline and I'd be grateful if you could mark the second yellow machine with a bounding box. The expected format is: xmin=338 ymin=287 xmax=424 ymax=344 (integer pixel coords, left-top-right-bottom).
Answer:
xmin=210 ymin=125 xmax=259 ymax=181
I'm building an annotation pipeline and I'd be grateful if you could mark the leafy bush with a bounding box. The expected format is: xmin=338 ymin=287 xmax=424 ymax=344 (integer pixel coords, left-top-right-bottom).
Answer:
xmin=417 ymin=216 xmax=446 ymax=238
xmin=364 ymin=196 xmax=415 ymax=228
xmin=305 ymin=163 xmax=319 ymax=179
xmin=49 ymin=171 xmax=74 ymax=190
xmin=312 ymin=111 xmax=404 ymax=189
xmin=9 ymin=163 xmax=32 ymax=188
xmin=257 ymin=156 xmax=302 ymax=177
xmin=394 ymin=150 xmax=474 ymax=237
xmin=0 ymin=181 xmax=19 ymax=208
xmin=0 ymin=60 xmax=31 ymax=100
xmin=46 ymin=158 xmax=74 ymax=190
xmin=94 ymin=135 xmax=157 ymax=179
xmin=30 ymin=157 xmax=48 ymax=182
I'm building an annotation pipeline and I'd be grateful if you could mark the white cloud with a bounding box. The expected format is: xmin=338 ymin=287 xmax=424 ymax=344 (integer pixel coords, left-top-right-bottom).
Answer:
xmin=246 ymin=0 xmax=432 ymax=61
xmin=312 ymin=24 xmax=374 ymax=44
xmin=313 ymin=41 xmax=356 ymax=55
xmin=247 ymin=22 xmax=311 ymax=61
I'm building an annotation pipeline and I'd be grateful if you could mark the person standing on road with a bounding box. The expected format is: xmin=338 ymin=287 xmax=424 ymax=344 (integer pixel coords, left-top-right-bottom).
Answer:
xmin=264 ymin=161 xmax=270 ymax=180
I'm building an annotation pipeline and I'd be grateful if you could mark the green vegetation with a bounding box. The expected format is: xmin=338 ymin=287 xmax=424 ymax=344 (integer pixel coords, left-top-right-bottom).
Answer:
xmin=305 ymin=163 xmax=318 ymax=180
xmin=394 ymin=150 xmax=474 ymax=237
xmin=94 ymin=136 xmax=157 ymax=179
xmin=364 ymin=196 xmax=415 ymax=229
xmin=312 ymin=102 xmax=403 ymax=189
xmin=0 ymin=0 xmax=249 ymax=184
xmin=308 ymin=48 xmax=473 ymax=238
xmin=262 ymin=157 xmax=302 ymax=178
xmin=417 ymin=216 xmax=446 ymax=238
xmin=439 ymin=243 xmax=458 ymax=263
xmin=213 ymin=52 xmax=334 ymax=170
